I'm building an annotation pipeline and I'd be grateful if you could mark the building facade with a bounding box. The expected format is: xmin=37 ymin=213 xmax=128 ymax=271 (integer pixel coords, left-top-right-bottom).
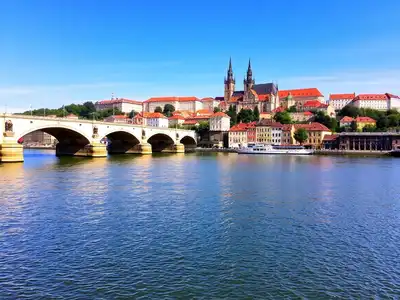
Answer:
xmin=209 ymin=112 xmax=230 ymax=131
xmin=255 ymin=119 xmax=283 ymax=144
xmin=293 ymin=123 xmax=332 ymax=148
xmin=95 ymin=98 xmax=143 ymax=114
xmin=349 ymin=94 xmax=400 ymax=111
xmin=143 ymin=97 xmax=203 ymax=113
xmin=355 ymin=116 xmax=376 ymax=131
xmin=323 ymin=132 xmax=400 ymax=151
xmin=279 ymin=88 xmax=325 ymax=106
xmin=329 ymin=93 xmax=355 ymax=111
xmin=229 ymin=123 xmax=248 ymax=148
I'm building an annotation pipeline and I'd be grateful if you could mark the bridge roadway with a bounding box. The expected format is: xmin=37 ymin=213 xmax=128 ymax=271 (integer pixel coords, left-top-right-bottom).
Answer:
xmin=0 ymin=114 xmax=197 ymax=163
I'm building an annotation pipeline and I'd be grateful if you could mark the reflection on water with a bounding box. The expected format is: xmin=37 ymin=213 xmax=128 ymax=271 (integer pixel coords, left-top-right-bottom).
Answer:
xmin=1 ymin=150 xmax=400 ymax=299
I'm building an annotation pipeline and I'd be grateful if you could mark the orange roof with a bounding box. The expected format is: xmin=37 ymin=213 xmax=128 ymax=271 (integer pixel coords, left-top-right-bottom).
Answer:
xmin=201 ymin=97 xmax=215 ymax=101
xmin=355 ymin=116 xmax=376 ymax=123
xmin=354 ymin=94 xmax=388 ymax=101
xmin=329 ymin=93 xmax=355 ymax=100
xmin=294 ymin=122 xmax=331 ymax=132
xmin=183 ymin=120 xmax=199 ymax=125
xmin=258 ymin=94 xmax=270 ymax=101
xmin=211 ymin=112 xmax=229 ymax=118
xmin=173 ymin=110 xmax=193 ymax=118
xmin=279 ymin=88 xmax=323 ymax=98
xmin=303 ymin=111 xmax=313 ymax=116
xmin=147 ymin=112 xmax=167 ymax=119
xmin=196 ymin=109 xmax=213 ymax=114
xmin=97 ymin=98 xmax=142 ymax=105
xmin=340 ymin=116 xmax=354 ymax=123
xmin=303 ymin=100 xmax=328 ymax=108
xmin=229 ymin=123 xmax=248 ymax=132
xmin=168 ymin=115 xmax=185 ymax=120
xmin=144 ymin=96 xmax=200 ymax=103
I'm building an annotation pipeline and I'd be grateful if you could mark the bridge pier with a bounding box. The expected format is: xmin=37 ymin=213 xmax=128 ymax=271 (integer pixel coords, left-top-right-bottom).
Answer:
xmin=0 ymin=141 xmax=24 ymax=163
xmin=107 ymin=142 xmax=152 ymax=155
xmin=56 ymin=142 xmax=108 ymax=158
xmin=160 ymin=142 xmax=185 ymax=153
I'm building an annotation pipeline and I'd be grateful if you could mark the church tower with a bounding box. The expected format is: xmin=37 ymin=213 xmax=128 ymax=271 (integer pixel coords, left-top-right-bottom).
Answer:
xmin=243 ymin=59 xmax=255 ymax=93
xmin=224 ymin=58 xmax=235 ymax=102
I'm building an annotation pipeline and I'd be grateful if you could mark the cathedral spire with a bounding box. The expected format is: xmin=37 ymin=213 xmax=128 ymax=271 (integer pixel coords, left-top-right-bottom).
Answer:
xmin=247 ymin=58 xmax=253 ymax=78
xmin=226 ymin=57 xmax=234 ymax=83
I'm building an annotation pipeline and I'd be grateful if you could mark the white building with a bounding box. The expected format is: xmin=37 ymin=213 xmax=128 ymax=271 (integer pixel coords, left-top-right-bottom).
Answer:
xmin=145 ymin=112 xmax=168 ymax=128
xmin=168 ymin=115 xmax=186 ymax=127
xmin=209 ymin=112 xmax=230 ymax=131
xmin=350 ymin=94 xmax=400 ymax=111
xmin=329 ymin=93 xmax=355 ymax=111
xmin=201 ymin=97 xmax=220 ymax=111
xmin=95 ymin=98 xmax=143 ymax=114
xmin=143 ymin=97 xmax=203 ymax=113
xmin=271 ymin=123 xmax=283 ymax=145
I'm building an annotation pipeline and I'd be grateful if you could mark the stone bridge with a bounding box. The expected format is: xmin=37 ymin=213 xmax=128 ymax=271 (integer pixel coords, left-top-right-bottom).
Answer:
xmin=0 ymin=114 xmax=197 ymax=162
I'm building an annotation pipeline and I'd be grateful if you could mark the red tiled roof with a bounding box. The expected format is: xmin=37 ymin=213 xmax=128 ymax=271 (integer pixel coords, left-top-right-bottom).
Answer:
xmin=294 ymin=122 xmax=331 ymax=132
xmin=211 ymin=112 xmax=229 ymax=118
xmin=201 ymin=97 xmax=215 ymax=101
xmin=355 ymin=116 xmax=376 ymax=123
xmin=303 ymin=111 xmax=313 ymax=116
xmin=340 ymin=116 xmax=354 ymax=123
xmin=144 ymin=96 xmax=200 ymax=103
xmin=168 ymin=115 xmax=185 ymax=120
xmin=229 ymin=123 xmax=248 ymax=132
xmin=258 ymin=94 xmax=270 ymax=101
xmin=97 ymin=98 xmax=142 ymax=105
xmin=329 ymin=93 xmax=355 ymax=100
xmin=354 ymin=94 xmax=388 ymax=101
xmin=183 ymin=120 xmax=199 ymax=125
xmin=303 ymin=100 xmax=327 ymax=108
xmin=323 ymin=134 xmax=338 ymax=141
xmin=279 ymin=88 xmax=323 ymax=98
xmin=145 ymin=112 xmax=166 ymax=119
xmin=282 ymin=124 xmax=293 ymax=131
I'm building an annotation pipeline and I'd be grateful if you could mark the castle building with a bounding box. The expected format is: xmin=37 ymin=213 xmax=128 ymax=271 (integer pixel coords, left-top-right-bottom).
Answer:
xmin=223 ymin=59 xmax=280 ymax=113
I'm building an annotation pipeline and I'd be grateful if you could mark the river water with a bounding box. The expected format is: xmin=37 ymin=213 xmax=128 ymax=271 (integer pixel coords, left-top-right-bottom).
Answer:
xmin=1 ymin=150 xmax=400 ymax=299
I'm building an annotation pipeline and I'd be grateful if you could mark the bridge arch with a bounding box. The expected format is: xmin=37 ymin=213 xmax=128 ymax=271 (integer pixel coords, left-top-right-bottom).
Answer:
xmin=17 ymin=124 xmax=91 ymax=146
xmin=180 ymin=135 xmax=197 ymax=152
xmin=102 ymin=129 xmax=141 ymax=154
xmin=147 ymin=133 xmax=175 ymax=152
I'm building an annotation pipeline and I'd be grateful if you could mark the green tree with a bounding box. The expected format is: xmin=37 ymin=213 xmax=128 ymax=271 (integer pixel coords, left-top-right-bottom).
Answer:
xmin=163 ymin=104 xmax=175 ymax=117
xmin=314 ymin=111 xmax=338 ymax=132
xmin=128 ymin=110 xmax=138 ymax=118
xmin=274 ymin=111 xmax=292 ymax=124
xmin=227 ymin=105 xmax=237 ymax=126
xmin=362 ymin=124 xmax=376 ymax=132
xmin=154 ymin=106 xmax=163 ymax=113
xmin=338 ymin=106 xmax=361 ymax=118
xmin=388 ymin=114 xmax=400 ymax=127
xmin=377 ymin=116 xmax=389 ymax=130
xmin=195 ymin=121 xmax=209 ymax=134
xmin=253 ymin=106 xmax=260 ymax=121
xmin=287 ymin=105 xmax=297 ymax=113
xmin=294 ymin=128 xmax=308 ymax=145
xmin=237 ymin=109 xmax=254 ymax=123
xmin=350 ymin=120 xmax=357 ymax=132
xmin=213 ymin=107 xmax=221 ymax=113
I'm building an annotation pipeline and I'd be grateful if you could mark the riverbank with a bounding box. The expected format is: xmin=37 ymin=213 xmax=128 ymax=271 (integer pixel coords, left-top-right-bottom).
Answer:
xmin=196 ymin=148 xmax=394 ymax=156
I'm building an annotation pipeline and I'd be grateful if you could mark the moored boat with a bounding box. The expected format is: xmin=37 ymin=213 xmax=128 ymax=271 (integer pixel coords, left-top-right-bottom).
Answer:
xmin=237 ymin=143 xmax=314 ymax=155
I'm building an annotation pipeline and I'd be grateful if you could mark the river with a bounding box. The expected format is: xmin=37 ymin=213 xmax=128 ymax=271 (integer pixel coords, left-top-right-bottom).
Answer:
xmin=1 ymin=150 xmax=400 ymax=299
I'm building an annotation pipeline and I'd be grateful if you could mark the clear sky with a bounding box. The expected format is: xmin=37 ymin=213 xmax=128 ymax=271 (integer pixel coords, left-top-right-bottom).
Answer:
xmin=1 ymin=0 xmax=400 ymax=112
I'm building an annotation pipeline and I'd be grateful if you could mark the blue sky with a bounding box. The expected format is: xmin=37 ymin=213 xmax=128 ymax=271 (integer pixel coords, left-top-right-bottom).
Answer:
xmin=1 ymin=0 xmax=400 ymax=112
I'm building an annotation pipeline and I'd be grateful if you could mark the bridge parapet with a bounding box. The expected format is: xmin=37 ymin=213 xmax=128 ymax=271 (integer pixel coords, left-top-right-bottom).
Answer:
xmin=0 ymin=114 xmax=196 ymax=162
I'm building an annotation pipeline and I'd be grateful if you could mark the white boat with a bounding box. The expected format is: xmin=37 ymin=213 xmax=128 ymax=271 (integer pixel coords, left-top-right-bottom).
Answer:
xmin=237 ymin=143 xmax=314 ymax=155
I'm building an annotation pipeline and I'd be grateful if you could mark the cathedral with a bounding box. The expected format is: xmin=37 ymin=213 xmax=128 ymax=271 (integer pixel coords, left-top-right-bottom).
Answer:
xmin=223 ymin=58 xmax=280 ymax=113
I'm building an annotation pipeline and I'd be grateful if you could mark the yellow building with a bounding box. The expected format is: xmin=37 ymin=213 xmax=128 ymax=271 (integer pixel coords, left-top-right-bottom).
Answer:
xmin=293 ymin=122 xmax=332 ymax=148
xmin=355 ymin=116 xmax=376 ymax=131
xmin=229 ymin=123 xmax=248 ymax=148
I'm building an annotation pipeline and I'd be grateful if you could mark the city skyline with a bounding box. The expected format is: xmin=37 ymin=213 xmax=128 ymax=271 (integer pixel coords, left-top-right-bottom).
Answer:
xmin=2 ymin=0 xmax=400 ymax=112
